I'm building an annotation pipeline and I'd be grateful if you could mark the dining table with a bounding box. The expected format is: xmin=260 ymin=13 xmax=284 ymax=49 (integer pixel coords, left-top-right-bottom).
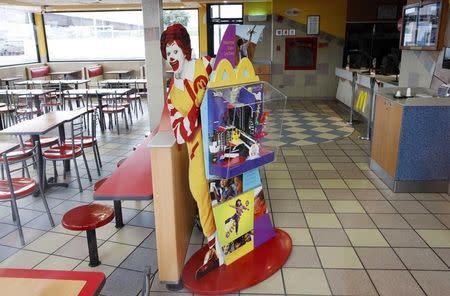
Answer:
xmin=49 ymin=70 xmax=82 ymax=80
xmin=14 ymin=79 xmax=90 ymax=89
xmin=0 ymin=142 xmax=20 ymax=156
xmin=0 ymin=89 xmax=56 ymax=116
xmin=0 ymin=268 xmax=105 ymax=296
xmin=104 ymin=70 xmax=133 ymax=79
xmin=0 ymin=108 xmax=89 ymax=191
xmin=63 ymin=88 xmax=132 ymax=132
xmin=0 ymin=76 xmax=22 ymax=88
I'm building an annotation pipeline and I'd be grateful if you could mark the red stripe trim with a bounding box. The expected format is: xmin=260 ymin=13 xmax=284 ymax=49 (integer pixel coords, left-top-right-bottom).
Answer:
xmin=190 ymin=141 xmax=199 ymax=160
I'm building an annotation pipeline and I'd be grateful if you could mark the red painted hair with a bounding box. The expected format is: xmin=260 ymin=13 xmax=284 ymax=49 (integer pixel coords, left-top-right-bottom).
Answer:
xmin=160 ymin=23 xmax=192 ymax=61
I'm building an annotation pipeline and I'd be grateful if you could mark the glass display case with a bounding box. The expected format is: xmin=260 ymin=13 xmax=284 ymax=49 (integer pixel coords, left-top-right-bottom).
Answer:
xmin=400 ymin=0 xmax=448 ymax=50
xmin=202 ymin=81 xmax=286 ymax=180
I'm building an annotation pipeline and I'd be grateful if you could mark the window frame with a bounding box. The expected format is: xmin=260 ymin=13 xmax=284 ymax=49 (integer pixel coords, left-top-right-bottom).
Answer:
xmin=0 ymin=11 xmax=40 ymax=68
xmin=206 ymin=3 xmax=244 ymax=57
xmin=163 ymin=8 xmax=200 ymax=59
xmin=43 ymin=9 xmax=146 ymax=62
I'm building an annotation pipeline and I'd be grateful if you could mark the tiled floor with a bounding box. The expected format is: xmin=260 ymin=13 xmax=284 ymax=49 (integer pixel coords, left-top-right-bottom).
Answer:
xmin=0 ymin=99 xmax=449 ymax=296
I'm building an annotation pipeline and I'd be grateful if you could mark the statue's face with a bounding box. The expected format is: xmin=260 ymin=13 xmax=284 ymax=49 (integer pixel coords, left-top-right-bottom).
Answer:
xmin=166 ymin=41 xmax=186 ymax=75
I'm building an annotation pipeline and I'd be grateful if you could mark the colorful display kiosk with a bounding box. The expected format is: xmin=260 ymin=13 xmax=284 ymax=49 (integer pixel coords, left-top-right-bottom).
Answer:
xmin=151 ymin=24 xmax=291 ymax=293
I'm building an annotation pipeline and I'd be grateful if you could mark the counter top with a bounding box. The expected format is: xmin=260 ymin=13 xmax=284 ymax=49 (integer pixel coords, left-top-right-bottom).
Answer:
xmin=335 ymin=68 xmax=398 ymax=86
xmin=378 ymin=87 xmax=450 ymax=107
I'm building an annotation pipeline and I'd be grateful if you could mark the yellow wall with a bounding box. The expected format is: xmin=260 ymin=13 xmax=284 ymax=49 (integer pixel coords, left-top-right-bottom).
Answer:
xmin=244 ymin=2 xmax=272 ymax=16
xmin=273 ymin=0 xmax=347 ymax=38
xmin=199 ymin=5 xmax=208 ymax=55
xmin=33 ymin=13 xmax=47 ymax=62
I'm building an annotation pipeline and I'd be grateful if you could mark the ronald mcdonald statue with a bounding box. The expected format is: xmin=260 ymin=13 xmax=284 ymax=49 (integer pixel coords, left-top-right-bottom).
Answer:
xmin=160 ymin=24 xmax=218 ymax=279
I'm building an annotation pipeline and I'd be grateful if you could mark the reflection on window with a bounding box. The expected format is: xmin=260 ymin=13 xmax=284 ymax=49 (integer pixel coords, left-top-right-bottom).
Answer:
xmin=207 ymin=4 xmax=243 ymax=56
xmin=163 ymin=9 xmax=199 ymax=59
xmin=0 ymin=7 xmax=38 ymax=67
xmin=44 ymin=11 xmax=144 ymax=61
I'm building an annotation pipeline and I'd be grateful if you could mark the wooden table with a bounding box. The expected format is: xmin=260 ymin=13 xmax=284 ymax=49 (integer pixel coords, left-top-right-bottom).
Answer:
xmin=0 ymin=89 xmax=56 ymax=116
xmin=0 ymin=142 xmax=19 ymax=155
xmin=99 ymin=79 xmax=146 ymax=86
xmin=0 ymin=77 xmax=22 ymax=88
xmin=0 ymin=109 xmax=88 ymax=191
xmin=64 ymin=88 xmax=132 ymax=132
xmin=50 ymin=70 xmax=82 ymax=80
xmin=15 ymin=79 xmax=90 ymax=89
xmin=104 ymin=70 xmax=133 ymax=79
xmin=0 ymin=268 xmax=105 ymax=296
xmin=94 ymin=134 xmax=153 ymax=227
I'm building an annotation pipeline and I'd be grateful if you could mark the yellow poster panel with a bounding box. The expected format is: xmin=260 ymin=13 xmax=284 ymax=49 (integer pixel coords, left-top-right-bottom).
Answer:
xmin=213 ymin=190 xmax=254 ymax=247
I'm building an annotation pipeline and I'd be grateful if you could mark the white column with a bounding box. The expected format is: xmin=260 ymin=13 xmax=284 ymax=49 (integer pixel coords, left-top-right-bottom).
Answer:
xmin=142 ymin=0 xmax=166 ymax=131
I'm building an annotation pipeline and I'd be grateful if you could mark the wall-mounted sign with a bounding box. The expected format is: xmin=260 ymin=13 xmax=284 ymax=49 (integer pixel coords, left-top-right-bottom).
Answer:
xmin=275 ymin=29 xmax=283 ymax=36
xmin=289 ymin=29 xmax=296 ymax=36
xmin=307 ymin=15 xmax=320 ymax=35
xmin=282 ymin=29 xmax=289 ymax=36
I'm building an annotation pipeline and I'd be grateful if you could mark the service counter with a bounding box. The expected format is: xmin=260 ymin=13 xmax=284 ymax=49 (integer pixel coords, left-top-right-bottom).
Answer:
xmin=370 ymin=87 xmax=450 ymax=193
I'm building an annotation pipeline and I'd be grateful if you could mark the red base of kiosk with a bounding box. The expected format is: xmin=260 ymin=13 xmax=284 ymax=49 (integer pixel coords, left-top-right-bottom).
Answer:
xmin=182 ymin=228 xmax=292 ymax=295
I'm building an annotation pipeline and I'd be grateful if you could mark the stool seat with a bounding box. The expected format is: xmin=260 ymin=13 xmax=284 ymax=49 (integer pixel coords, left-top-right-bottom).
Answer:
xmin=116 ymin=158 xmax=127 ymax=168
xmin=62 ymin=204 xmax=114 ymax=231
xmin=94 ymin=177 xmax=108 ymax=191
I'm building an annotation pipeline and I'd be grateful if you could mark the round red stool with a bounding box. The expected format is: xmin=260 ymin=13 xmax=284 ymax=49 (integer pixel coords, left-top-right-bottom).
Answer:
xmin=94 ymin=177 xmax=108 ymax=191
xmin=62 ymin=204 xmax=114 ymax=267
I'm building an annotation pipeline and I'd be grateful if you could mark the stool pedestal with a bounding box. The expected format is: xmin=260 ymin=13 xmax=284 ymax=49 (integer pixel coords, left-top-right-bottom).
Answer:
xmin=86 ymin=229 xmax=100 ymax=267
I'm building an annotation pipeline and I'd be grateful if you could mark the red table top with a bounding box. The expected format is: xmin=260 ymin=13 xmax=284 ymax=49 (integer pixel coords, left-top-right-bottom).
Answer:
xmin=0 ymin=268 xmax=105 ymax=296
xmin=94 ymin=134 xmax=153 ymax=200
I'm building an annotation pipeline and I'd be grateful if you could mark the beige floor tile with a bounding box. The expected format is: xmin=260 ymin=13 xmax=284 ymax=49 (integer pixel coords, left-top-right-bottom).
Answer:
xmin=356 ymin=247 xmax=405 ymax=269
xmin=411 ymin=270 xmax=450 ymax=296
xmin=403 ymin=214 xmax=446 ymax=229
xmin=417 ymin=230 xmax=450 ymax=247
xmin=297 ymin=189 xmax=326 ymax=200
xmin=352 ymin=189 xmax=385 ymax=200
xmin=324 ymin=189 xmax=356 ymax=200
xmin=305 ymin=213 xmax=341 ymax=228
xmin=95 ymin=241 xmax=136 ymax=266
xmin=268 ymin=189 xmax=298 ymax=199
xmin=74 ymin=261 xmax=116 ymax=277
xmin=292 ymin=178 xmax=321 ymax=189
xmin=345 ymin=229 xmax=389 ymax=247
xmin=265 ymin=170 xmax=291 ymax=179
xmin=0 ymin=227 xmax=46 ymax=248
xmin=314 ymin=171 xmax=341 ymax=179
xmin=122 ymin=200 xmax=152 ymax=210
xmin=109 ymin=225 xmax=152 ymax=246
xmin=330 ymin=200 xmax=365 ymax=213
xmin=381 ymin=229 xmax=427 ymax=247
xmin=310 ymin=229 xmax=351 ymax=246
xmin=267 ymin=178 xmax=294 ymax=189
xmin=300 ymin=200 xmax=333 ymax=213
xmin=316 ymin=247 xmax=363 ymax=268
xmin=34 ymin=255 xmax=81 ymax=271
xmin=369 ymin=270 xmax=425 ymax=296
xmin=345 ymin=179 xmax=375 ymax=189
xmin=356 ymin=162 xmax=370 ymax=170
xmin=280 ymin=227 xmax=313 ymax=246
xmin=283 ymin=268 xmax=331 ymax=295
xmin=310 ymin=163 xmax=335 ymax=171
xmin=318 ymin=179 xmax=348 ymax=189
xmin=270 ymin=200 xmax=302 ymax=213
xmin=273 ymin=212 xmax=306 ymax=227
xmin=25 ymin=232 xmax=74 ymax=253
xmin=241 ymin=270 xmax=285 ymax=294
xmin=265 ymin=163 xmax=288 ymax=171
xmin=0 ymin=249 xmax=48 ymax=268
xmin=78 ymin=222 xmax=120 ymax=240
xmin=395 ymin=248 xmax=447 ymax=270
xmin=51 ymin=224 xmax=82 ymax=236
xmin=282 ymin=149 xmax=304 ymax=156
xmin=290 ymin=170 xmax=316 ymax=179
xmin=370 ymin=214 xmax=411 ymax=229
xmin=285 ymin=246 xmax=321 ymax=268
xmin=337 ymin=213 xmax=376 ymax=229
xmin=325 ymin=269 xmax=378 ymax=296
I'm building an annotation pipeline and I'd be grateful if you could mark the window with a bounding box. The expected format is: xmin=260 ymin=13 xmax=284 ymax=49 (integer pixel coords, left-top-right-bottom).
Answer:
xmin=207 ymin=4 xmax=243 ymax=56
xmin=163 ymin=9 xmax=199 ymax=59
xmin=0 ymin=7 xmax=39 ymax=67
xmin=44 ymin=11 xmax=144 ymax=61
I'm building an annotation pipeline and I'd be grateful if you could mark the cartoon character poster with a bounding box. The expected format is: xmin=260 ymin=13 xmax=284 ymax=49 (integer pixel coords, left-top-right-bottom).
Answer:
xmin=212 ymin=190 xmax=255 ymax=265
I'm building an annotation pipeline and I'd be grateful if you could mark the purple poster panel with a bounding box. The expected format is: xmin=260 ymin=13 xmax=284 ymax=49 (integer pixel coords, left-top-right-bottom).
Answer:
xmin=214 ymin=25 xmax=236 ymax=70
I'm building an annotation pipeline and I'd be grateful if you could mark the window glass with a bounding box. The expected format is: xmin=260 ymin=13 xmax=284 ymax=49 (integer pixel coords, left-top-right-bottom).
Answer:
xmin=44 ymin=11 xmax=144 ymax=61
xmin=220 ymin=4 xmax=242 ymax=19
xmin=163 ymin=9 xmax=199 ymax=59
xmin=0 ymin=7 xmax=38 ymax=66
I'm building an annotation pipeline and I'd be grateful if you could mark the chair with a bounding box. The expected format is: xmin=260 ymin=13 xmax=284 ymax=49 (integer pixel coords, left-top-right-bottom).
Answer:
xmin=42 ymin=116 xmax=92 ymax=192
xmin=1 ymin=144 xmax=55 ymax=245
xmin=65 ymin=110 xmax=102 ymax=176
xmin=0 ymin=91 xmax=16 ymax=129
xmin=102 ymin=91 xmax=129 ymax=134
